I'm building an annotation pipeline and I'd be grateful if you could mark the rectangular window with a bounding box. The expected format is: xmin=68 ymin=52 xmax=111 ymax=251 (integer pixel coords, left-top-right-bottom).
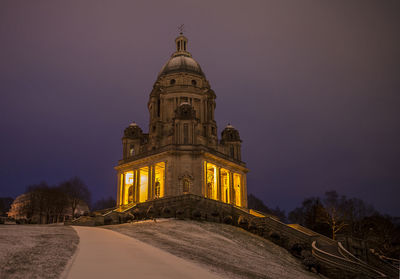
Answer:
xmin=154 ymin=162 xmax=165 ymax=198
xmin=124 ymin=171 xmax=134 ymax=205
xmin=139 ymin=167 xmax=149 ymax=202
xmin=206 ymin=162 xmax=218 ymax=200
xmin=220 ymin=169 xmax=230 ymax=203
xmin=233 ymin=173 xmax=242 ymax=207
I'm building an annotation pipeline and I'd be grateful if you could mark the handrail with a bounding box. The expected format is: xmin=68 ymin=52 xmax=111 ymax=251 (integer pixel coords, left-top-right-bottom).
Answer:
xmin=312 ymin=241 xmax=387 ymax=278
xmin=338 ymin=242 xmax=367 ymax=265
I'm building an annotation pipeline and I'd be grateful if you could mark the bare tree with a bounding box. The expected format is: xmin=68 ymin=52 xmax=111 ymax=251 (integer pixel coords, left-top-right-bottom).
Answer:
xmin=60 ymin=177 xmax=90 ymax=219
xmin=323 ymin=191 xmax=348 ymax=240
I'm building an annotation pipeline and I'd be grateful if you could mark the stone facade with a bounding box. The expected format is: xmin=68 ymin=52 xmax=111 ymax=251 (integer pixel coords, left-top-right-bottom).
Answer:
xmin=115 ymin=33 xmax=248 ymax=210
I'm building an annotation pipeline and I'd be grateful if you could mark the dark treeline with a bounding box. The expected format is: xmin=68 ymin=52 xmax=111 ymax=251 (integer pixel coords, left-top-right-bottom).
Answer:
xmin=248 ymin=191 xmax=400 ymax=258
xmin=21 ymin=177 xmax=91 ymax=224
xmin=247 ymin=194 xmax=287 ymax=222
xmin=0 ymin=197 xmax=13 ymax=216
xmin=290 ymin=191 xmax=399 ymax=258
xmin=91 ymin=196 xmax=116 ymax=211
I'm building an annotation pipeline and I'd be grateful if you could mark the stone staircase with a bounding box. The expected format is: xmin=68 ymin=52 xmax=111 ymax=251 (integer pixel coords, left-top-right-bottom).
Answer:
xmin=65 ymin=194 xmax=397 ymax=278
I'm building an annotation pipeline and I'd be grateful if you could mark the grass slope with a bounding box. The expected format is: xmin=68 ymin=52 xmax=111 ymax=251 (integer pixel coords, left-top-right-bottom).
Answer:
xmin=106 ymin=219 xmax=322 ymax=279
xmin=0 ymin=225 xmax=78 ymax=279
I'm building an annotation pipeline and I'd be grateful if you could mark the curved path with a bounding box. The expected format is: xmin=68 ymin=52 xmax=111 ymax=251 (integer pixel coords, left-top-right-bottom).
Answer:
xmin=65 ymin=226 xmax=224 ymax=279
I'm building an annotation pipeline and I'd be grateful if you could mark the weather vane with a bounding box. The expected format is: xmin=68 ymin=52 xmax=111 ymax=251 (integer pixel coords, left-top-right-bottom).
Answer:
xmin=178 ymin=24 xmax=185 ymax=35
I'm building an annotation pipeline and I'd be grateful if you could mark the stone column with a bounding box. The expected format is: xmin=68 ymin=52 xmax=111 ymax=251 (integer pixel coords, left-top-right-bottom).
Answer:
xmin=202 ymin=161 xmax=206 ymax=197
xmin=151 ymin=165 xmax=156 ymax=199
xmin=217 ymin=167 xmax=221 ymax=201
xmin=242 ymin=174 xmax=247 ymax=208
xmin=146 ymin=166 xmax=151 ymax=201
xmin=117 ymin=173 xmax=122 ymax=206
xmin=229 ymin=172 xmax=234 ymax=205
xmin=135 ymin=170 xmax=140 ymax=203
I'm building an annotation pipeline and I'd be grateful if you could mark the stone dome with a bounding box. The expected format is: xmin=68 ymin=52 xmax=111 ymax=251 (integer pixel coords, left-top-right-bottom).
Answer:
xmin=158 ymin=55 xmax=204 ymax=77
xmin=158 ymin=34 xmax=205 ymax=78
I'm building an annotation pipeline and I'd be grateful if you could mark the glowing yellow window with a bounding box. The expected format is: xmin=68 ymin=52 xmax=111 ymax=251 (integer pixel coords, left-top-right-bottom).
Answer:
xmin=206 ymin=162 xmax=218 ymax=200
xmin=220 ymin=169 xmax=230 ymax=203
xmin=123 ymin=171 xmax=134 ymax=205
xmin=154 ymin=162 xmax=165 ymax=198
xmin=139 ymin=167 xmax=149 ymax=202
xmin=233 ymin=173 xmax=242 ymax=207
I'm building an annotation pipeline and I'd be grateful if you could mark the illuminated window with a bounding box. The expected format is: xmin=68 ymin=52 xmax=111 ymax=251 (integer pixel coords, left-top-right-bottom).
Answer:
xmin=154 ymin=162 xmax=165 ymax=198
xmin=129 ymin=144 xmax=135 ymax=156
xmin=139 ymin=167 xmax=149 ymax=202
xmin=220 ymin=169 xmax=230 ymax=203
xmin=233 ymin=173 xmax=242 ymax=207
xmin=206 ymin=162 xmax=218 ymax=200
xmin=124 ymin=171 xmax=134 ymax=205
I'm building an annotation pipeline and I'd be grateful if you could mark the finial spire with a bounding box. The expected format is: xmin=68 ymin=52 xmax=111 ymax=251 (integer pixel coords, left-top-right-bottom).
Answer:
xmin=175 ymin=25 xmax=188 ymax=52
xmin=178 ymin=24 xmax=184 ymax=35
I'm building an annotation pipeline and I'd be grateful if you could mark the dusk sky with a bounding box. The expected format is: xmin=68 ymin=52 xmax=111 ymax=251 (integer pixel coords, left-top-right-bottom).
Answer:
xmin=1 ymin=1 xmax=399 ymax=215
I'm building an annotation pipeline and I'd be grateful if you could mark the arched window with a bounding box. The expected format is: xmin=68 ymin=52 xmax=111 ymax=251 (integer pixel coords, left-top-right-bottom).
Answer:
xmin=183 ymin=179 xmax=190 ymax=193
xmin=129 ymin=145 xmax=135 ymax=156
xmin=170 ymin=79 xmax=176 ymax=85
xmin=191 ymin=80 xmax=197 ymax=86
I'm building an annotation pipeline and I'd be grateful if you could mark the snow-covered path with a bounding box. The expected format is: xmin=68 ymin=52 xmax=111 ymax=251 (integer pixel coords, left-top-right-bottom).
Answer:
xmin=65 ymin=226 xmax=224 ymax=279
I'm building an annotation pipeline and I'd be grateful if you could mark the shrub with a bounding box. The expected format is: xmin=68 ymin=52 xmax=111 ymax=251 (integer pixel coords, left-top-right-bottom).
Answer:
xmin=161 ymin=207 xmax=171 ymax=217
xmin=192 ymin=210 xmax=202 ymax=219
xmin=146 ymin=206 xmax=155 ymax=218
xmin=211 ymin=210 xmax=219 ymax=217
xmin=223 ymin=215 xmax=233 ymax=224
xmin=290 ymin=243 xmax=304 ymax=258
xmin=238 ymin=215 xmax=249 ymax=229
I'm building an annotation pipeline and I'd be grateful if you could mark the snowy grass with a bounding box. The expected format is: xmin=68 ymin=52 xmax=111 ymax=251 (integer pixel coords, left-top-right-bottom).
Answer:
xmin=106 ymin=219 xmax=323 ymax=279
xmin=0 ymin=224 xmax=78 ymax=279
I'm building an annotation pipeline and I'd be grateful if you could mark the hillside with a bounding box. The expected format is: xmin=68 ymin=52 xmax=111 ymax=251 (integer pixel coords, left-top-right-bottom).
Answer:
xmin=106 ymin=219 xmax=323 ymax=279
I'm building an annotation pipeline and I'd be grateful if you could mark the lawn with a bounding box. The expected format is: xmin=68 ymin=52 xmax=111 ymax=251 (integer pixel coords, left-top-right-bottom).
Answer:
xmin=0 ymin=224 xmax=78 ymax=279
xmin=106 ymin=219 xmax=322 ymax=279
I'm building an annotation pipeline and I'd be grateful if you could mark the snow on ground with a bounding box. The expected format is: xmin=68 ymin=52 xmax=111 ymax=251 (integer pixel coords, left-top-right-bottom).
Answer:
xmin=0 ymin=224 xmax=78 ymax=279
xmin=106 ymin=219 xmax=322 ymax=279
xmin=66 ymin=226 xmax=224 ymax=279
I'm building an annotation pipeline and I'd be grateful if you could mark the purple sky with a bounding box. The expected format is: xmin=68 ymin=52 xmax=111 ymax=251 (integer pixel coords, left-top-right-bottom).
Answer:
xmin=1 ymin=1 xmax=399 ymax=215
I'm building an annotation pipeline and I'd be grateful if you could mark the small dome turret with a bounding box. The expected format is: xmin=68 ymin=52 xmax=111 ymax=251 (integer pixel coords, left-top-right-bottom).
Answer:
xmin=221 ymin=124 xmax=241 ymax=143
xmin=124 ymin=122 xmax=143 ymax=139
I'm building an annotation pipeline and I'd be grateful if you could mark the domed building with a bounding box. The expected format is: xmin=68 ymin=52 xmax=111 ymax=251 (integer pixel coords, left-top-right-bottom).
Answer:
xmin=115 ymin=33 xmax=248 ymax=210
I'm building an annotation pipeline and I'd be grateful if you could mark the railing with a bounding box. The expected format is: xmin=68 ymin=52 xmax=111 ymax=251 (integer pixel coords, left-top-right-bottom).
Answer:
xmin=312 ymin=241 xmax=387 ymax=278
